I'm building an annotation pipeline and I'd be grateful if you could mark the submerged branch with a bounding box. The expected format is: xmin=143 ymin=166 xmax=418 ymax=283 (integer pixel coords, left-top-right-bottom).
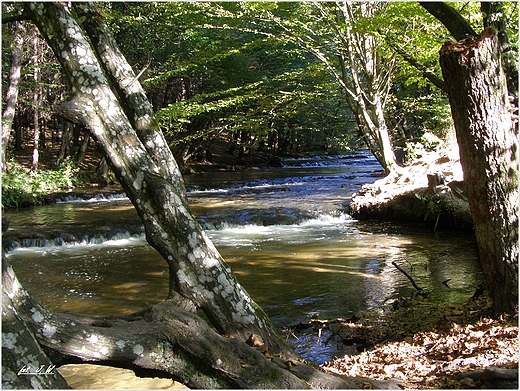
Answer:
xmin=392 ymin=261 xmax=423 ymax=292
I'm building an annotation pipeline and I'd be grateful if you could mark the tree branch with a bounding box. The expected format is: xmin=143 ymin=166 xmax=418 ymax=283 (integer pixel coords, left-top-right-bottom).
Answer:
xmin=2 ymin=10 xmax=31 ymax=24
xmin=381 ymin=31 xmax=447 ymax=93
xmin=419 ymin=2 xmax=478 ymax=40
xmin=392 ymin=261 xmax=423 ymax=292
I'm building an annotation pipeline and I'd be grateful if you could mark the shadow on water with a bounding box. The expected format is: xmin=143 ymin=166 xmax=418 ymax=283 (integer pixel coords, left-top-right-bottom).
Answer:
xmin=4 ymin=153 xmax=481 ymax=364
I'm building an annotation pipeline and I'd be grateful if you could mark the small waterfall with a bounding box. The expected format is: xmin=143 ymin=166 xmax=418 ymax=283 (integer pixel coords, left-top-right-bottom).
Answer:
xmin=279 ymin=151 xmax=379 ymax=168
xmin=55 ymin=192 xmax=128 ymax=204
xmin=3 ymin=226 xmax=145 ymax=253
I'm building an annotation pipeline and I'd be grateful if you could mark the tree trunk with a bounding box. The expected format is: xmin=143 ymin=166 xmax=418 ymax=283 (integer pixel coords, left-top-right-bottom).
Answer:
xmin=56 ymin=121 xmax=73 ymax=165
xmin=335 ymin=2 xmax=398 ymax=174
xmin=481 ymin=2 xmax=518 ymax=99
xmin=75 ymin=132 xmax=90 ymax=165
xmin=27 ymin=1 xmax=282 ymax=348
xmin=14 ymin=115 xmax=23 ymax=150
xmin=95 ymin=155 xmax=110 ymax=181
xmin=18 ymin=3 xmax=362 ymax=388
xmin=2 ymin=260 xmax=72 ymax=389
xmin=420 ymin=1 xmax=518 ymax=101
xmin=419 ymin=2 xmax=478 ymax=40
xmin=1 ymin=21 xmax=24 ymax=170
xmin=31 ymin=35 xmax=40 ymax=172
xmin=439 ymin=28 xmax=518 ymax=314
xmin=2 ymin=221 xmax=71 ymax=389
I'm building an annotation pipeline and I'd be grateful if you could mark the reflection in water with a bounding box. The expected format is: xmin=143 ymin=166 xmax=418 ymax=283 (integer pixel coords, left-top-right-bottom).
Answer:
xmin=212 ymin=222 xmax=480 ymax=328
xmin=4 ymin=153 xmax=481 ymax=365
xmin=9 ymin=238 xmax=169 ymax=315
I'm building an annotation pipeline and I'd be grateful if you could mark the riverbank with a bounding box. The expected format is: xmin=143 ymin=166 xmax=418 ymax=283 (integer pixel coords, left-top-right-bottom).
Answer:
xmin=321 ymin=294 xmax=518 ymax=389
xmin=349 ymin=143 xmax=473 ymax=231
xmin=5 ymin=145 xmax=516 ymax=389
xmin=1 ymin=140 xmax=298 ymax=209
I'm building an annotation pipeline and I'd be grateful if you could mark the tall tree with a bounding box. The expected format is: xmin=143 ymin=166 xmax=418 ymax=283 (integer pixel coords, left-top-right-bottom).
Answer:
xmin=30 ymin=33 xmax=41 ymax=171
xmin=420 ymin=1 xmax=518 ymax=99
xmin=1 ymin=21 xmax=24 ymax=169
xmin=27 ymin=0 xmax=281 ymax=351
xmin=440 ymin=29 xmax=518 ymax=315
xmin=257 ymin=1 xmax=398 ymax=173
xmin=334 ymin=2 xmax=398 ymax=173
xmin=423 ymin=2 xmax=519 ymax=314
xmin=481 ymin=1 xmax=518 ymax=98
xmin=2 ymin=3 xmax=358 ymax=388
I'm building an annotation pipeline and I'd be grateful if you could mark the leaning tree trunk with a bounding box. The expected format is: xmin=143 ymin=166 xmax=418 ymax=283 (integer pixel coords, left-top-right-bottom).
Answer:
xmin=31 ymin=34 xmax=41 ymax=172
xmin=26 ymin=1 xmax=285 ymax=353
xmin=335 ymin=2 xmax=398 ymax=174
xmin=439 ymin=28 xmax=519 ymax=314
xmin=2 ymin=259 xmax=71 ymax=389
xmin=2 ymin=222 xmax=70 ymax=389
xmin=14 ymin=3 xmax=363 ymax=388
xmin=1 ymin=21 xmax=24 ymax=170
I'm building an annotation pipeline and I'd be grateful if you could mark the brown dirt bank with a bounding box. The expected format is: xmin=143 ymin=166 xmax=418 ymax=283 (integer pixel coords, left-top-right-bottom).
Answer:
xmin=349 ymin=144 xmax=473 ymax=231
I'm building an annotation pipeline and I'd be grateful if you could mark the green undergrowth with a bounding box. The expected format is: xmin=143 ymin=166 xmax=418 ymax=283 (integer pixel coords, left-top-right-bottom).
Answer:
xmin=2 ymin=160 xmax=80 ymax=208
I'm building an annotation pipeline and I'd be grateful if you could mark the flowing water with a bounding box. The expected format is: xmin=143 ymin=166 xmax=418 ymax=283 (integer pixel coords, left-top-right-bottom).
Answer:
xmin=3 ymin=152 xmax=482 ymax=366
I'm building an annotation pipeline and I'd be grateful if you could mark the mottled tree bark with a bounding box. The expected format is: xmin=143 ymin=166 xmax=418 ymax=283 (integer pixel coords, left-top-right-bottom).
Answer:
xmin=2 ymin=260 xmax=71 ymax=389
xmin=439 ymin=28 xmax=518 ymax=314
xmin=25 ymin=1 xmax=285 ymax=352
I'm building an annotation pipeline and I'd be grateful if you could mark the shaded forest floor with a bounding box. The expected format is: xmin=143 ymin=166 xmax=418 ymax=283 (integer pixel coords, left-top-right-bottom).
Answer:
xmin=315 ymin=294 xmax=518 ymax=389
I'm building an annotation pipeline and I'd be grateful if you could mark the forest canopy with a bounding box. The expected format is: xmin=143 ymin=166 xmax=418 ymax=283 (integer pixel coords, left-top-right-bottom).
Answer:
xmin=7 ymin=1 xmax=517 ymax=178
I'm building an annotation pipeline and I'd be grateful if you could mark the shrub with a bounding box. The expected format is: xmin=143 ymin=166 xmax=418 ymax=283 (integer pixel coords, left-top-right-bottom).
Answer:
xmin=2 ymin=160 xmax=80 ymax=208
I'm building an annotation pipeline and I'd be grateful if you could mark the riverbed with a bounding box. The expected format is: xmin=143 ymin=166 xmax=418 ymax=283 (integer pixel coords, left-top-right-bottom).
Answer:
xmin=3 ymin=152 xmax=482 ymax=366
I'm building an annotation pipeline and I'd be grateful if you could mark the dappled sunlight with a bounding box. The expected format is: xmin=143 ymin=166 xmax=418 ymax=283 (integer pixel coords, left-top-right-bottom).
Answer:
xmin=5 ymin=0 xmax=514 ymax=388
xmin=323 ymin=308 xmax=518 ymax=389
xmin=58 ymin=364 xmax=187 ymax=389
xmin=7 ymin=240 xmax=169 ymax=316
xmin=109 ymin=282 xmax=150 ymax=295
xmin=111 ymin=282 xmax=149 ymax=290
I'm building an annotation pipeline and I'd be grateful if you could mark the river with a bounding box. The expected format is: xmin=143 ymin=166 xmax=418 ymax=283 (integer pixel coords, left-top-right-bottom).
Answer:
xmin=3 ymin=152 xmax=482 ymax=367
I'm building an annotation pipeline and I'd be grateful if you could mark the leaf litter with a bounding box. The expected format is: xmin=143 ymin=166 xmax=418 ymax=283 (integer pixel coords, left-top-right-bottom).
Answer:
xmin=320 ymin=294 xmax=518 ymax=389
